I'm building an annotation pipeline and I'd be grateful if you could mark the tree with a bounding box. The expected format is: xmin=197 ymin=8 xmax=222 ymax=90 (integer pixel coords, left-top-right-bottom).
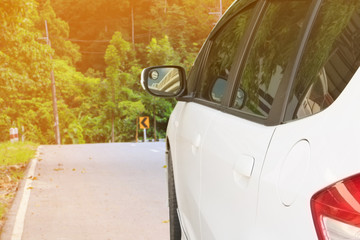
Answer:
xmin=0 ymin=0 xmax=53 ymax=142
xmin=144 ymin=36 xmax=180 ymax=140
xmin=146 ymin=35 xmax=180 ymax=66
xmin=36 ymin=0 xmax=82 ymax=65
xmin=104 ymin=32 xmax=144 ymax=142
xmin=0 ymin=0 xmax=236 ymax=144
xmin=51 ymin=0 xmax=234 ymax=72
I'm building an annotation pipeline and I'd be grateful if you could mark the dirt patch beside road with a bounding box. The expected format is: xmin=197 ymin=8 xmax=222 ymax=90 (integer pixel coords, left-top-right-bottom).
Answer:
xmin=0 ymin=164 xmax=27 ymax=232
xmin=0 ymin=142 xmax=37 ymax=233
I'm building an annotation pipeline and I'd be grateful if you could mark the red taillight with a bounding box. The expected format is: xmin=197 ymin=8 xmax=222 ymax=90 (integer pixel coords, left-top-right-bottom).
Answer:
xmin=311 ymin=174 xmax=360 ymax=240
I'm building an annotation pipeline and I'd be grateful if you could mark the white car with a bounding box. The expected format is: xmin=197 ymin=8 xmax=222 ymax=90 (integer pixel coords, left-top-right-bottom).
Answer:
xmin=141 ymin=0 xmax=360 ymax=239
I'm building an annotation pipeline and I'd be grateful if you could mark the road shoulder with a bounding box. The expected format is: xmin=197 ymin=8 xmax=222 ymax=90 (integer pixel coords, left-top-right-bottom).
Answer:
xmin=1 ymin=147 xmax=41 ymax=240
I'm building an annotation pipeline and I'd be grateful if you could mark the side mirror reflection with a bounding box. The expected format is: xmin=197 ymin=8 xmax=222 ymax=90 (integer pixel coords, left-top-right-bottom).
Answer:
xmin=210 ymin=77 xmax=246 ymax=109
xmin=234 ymin=88 xmax=246 ymax=109
xmin=141 ymin=66 xmax=186 ymax=97
xmin=211 ymin=77 xmax=227 ymax=103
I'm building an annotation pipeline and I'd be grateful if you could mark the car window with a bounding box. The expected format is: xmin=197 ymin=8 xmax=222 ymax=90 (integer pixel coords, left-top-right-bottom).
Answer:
xmin=186 ymin=50 xmax=204 ymax=95
xmin=196 ymin=1 xmax=256 ymax=103
xmin=285 ymin=0 xmax=360 ymax=120
xmin=231 ymin=1 xmax=311 ymax=118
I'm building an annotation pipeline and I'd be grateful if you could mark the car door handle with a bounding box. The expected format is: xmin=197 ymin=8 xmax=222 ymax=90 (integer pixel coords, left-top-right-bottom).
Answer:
xmin=234 ymin=155 xmax=255 ymax=178
xmin=191 ymin=134 xmax=201 ymax=155
xmin=193 ymin=134 xmax=201 ymax=148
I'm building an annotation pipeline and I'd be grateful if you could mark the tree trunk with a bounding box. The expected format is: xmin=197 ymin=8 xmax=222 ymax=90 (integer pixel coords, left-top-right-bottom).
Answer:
xmin=111 ymin=112 xmax=115 ymax=143
xmin=111 ymin=79 xmax=115 ymax=143
xmin=136 ymin=117 xmax=139 ymax=142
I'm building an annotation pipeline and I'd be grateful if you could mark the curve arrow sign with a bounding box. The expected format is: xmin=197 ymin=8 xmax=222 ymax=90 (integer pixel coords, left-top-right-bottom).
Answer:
xmin=139 ymin=116 xmax=150 ymax=129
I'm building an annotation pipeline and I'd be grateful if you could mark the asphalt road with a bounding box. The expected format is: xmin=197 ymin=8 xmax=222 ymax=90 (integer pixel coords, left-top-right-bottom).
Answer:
xmin=1 ymin=142 xmax=169 ymax=240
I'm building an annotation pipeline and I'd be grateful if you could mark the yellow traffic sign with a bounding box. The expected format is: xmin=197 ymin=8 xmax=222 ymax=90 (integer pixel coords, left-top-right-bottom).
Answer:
xmin=139 ymin=116 xmax=150 ymax=129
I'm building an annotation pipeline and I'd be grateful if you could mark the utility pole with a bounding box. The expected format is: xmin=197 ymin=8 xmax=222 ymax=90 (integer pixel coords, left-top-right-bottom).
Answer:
xmin=209 ymin=0 xmax=223 ymax=21
xmin=131 ymin=6 xmax=135 ymax=50
xmin=220 ymin=0 xmax=222 ymax=16
xmin=44 ymin=20 xmax=61 ymax=145
xmin=164 ymin=0 xmax=167 ymax=13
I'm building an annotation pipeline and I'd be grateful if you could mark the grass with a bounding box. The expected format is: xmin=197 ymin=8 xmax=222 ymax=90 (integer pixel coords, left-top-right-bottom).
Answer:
xmin=0 ymin=203 xmax=5 ymax=219
xmin=0 ymin=141 xmax=39 ymax=229
xmin=0 ymin=141 xmax=38 ymax=166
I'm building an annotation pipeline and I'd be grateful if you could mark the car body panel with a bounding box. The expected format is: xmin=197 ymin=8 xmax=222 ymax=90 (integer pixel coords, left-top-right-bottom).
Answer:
xmin=168 ymin=101 xmax=218 ymax=239
xmin=199 ymin=112 xmax=275 ymax=239
xmin=255 ymin=68 xmax=360 ymax=239
xmin=142 ymin=0 xmax=360 ymax=239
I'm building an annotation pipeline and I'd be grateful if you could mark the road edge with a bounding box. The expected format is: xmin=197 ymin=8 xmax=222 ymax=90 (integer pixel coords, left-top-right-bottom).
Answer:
xmin=0 ymin=146 xmax=41 ymax=240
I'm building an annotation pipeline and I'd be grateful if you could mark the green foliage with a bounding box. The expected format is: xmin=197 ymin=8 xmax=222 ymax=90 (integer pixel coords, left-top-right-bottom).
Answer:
xmin=36 ymin=0 xmax=81 ymax=65
xmin=0 ymin=141 xmax=37 ymax=166
xmin=0 ymin=141 xmax=38 ymax=222
xmin=50 ymin=0 xmax=233 ymax=72
xmin=0 ymin=0 xmax=53 ymax=143
xmin=294 ymin=0 xmax=360 ymax=96
xmin=0 ymin=0 xmax=236 ymax=144
xmin=0 ymin=202 xmax=6 ymax=220
xmin=146 ymin=36 xmax=180 ymax=66
xmin=63 ymin=120 xmax=85 ymax=144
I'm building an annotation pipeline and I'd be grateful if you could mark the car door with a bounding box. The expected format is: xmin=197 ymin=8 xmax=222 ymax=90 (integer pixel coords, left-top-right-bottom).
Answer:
xmin=171 ymin=1 xmax=258 ymax=239
xmin=198 ymin=1 xmax=313 ymax=239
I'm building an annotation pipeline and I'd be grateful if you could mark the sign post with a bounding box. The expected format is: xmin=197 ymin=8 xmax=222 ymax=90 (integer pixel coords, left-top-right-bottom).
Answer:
xmin=14 ymin=128 xmax=18 ymax=142
xmin=139 ymin=116 xmax=150 ymax=142
xmin=10 ymin=128 xmax=14 ymax=143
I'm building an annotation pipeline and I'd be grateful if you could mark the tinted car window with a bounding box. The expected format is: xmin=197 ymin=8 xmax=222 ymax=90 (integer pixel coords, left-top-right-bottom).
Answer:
xmin=196 ymin=2 xmax=255 ymax=103
xmin=286 ymin=1 xmax=360 ymax=120
xmin=186 ymin=50 xmax=204 ymax=95
xmin=231 ymin=1 xmax=311 ymax=118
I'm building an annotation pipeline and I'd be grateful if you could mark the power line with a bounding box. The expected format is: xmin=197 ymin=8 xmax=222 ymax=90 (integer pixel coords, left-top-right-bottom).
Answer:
xmin=68 ymin=39 xmax=110 ymax=43
xmin=80 ymin=51 xmax=106 ymax=54
xmin=62 ymin=33 xmax=148 ymax=43
xmin=66 ymin=18 xmax=128 ymax=24
xmin=51 ymin=36 xmax=111 ymax=43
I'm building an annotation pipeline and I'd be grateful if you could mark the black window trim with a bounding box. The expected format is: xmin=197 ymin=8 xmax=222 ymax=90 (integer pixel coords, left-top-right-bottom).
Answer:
xmin=178 ymin=0 xmax=262 ymax=105
xmin=225 ymin=0 xmax=323 ymax=126
xmin=282 ymin=0 xmax=360 ymax=123
xmin=178 ymin=0 xmax=323 ymax=127
xmin=178 ymin=40 xmax=212 ymax=100
xmin=277 ymin=0 xmax=323 ymax=124
xmin=222 ymin=0 xmax=268 ymax=124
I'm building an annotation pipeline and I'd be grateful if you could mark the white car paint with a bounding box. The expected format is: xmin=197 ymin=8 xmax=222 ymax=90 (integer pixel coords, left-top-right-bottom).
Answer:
xmin=142 ymin=1 xmax=360 ymax=239
xmin=254 ymin=69 xmax=360 ymax=239
xmin=199 ymin=112 xmax=275 ymax=240
xmin=169 ymin=102 xmax=218 ymax=239
xmin=167 ymin=69 xmax=360 ymax=239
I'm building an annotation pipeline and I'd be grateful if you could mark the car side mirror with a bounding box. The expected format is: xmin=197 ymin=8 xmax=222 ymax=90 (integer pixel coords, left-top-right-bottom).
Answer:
xmin=141 ymin=66 xmax=186 ymax=98
xmin=210 ymin=77 xmax=227 ymax=103
xmin=233 ymin=88 xmax=246 ymax=110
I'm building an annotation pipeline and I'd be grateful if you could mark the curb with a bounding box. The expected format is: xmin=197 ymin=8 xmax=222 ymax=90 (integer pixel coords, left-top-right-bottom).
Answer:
xmin=0 ymin=146 xmax=42 ymax=240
